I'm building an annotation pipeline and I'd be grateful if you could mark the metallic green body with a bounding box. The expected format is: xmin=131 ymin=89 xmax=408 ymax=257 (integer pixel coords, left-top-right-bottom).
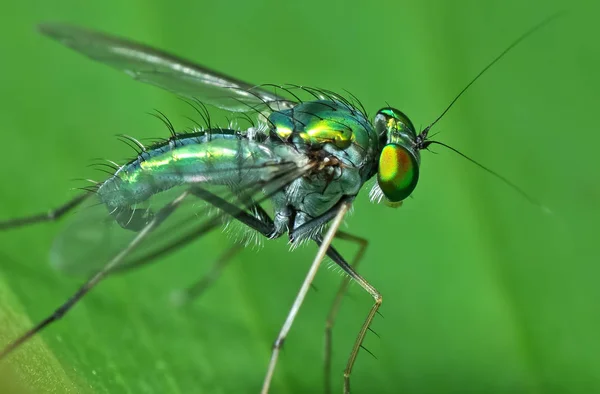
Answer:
xmin=96 ymin=100 xmax=391 ymax=238
xmin=271 ymin=100 xmax=376 ymax=152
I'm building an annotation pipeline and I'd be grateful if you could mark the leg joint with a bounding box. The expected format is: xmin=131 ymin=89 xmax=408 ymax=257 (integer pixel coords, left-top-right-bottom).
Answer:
xmin=272 ymin=337 xmax=285 ymax=350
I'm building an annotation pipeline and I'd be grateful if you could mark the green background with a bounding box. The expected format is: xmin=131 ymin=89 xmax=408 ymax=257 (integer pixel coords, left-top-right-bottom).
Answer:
xmin=0 ymin=0 xmax=599 ymax=393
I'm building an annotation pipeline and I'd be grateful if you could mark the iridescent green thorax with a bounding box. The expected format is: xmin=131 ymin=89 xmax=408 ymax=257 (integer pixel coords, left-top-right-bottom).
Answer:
xmin=270 ymin=100 xmax=375 ymax=150
xmin=269 ymin=100 xmax=382 ymax=183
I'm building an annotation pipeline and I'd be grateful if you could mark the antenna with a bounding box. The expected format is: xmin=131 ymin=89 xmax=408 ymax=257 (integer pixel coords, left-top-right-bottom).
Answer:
xmin=417 ymin=13 xmax=565 ymax=214
xmin=421 ymin=11 xmax=565 ymax=137
xmin=424 ymin=141 xmax=551 ymax=213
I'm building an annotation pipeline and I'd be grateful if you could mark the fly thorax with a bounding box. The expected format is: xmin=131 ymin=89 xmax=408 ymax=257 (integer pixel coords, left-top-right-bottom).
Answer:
xmin=279 ymin=157 xmax=361 ymax=234
xmin=269 ymin=100 xmax=379 ymax=175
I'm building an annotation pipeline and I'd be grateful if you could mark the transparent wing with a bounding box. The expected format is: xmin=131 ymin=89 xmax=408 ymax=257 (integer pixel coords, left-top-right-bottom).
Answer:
xmin=39 ymin=23 xmax=296 ymax=112
xmin=50 ymin=150 xmax=308 ymax=277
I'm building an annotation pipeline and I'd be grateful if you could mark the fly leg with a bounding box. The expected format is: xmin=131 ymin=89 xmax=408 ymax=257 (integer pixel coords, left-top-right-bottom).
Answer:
xmin=0 ymin=191 xmax=189 ymax=359
xmin=111 ymin=185 xmax=278 ymax=272
xmin=323 ymin=232 xmax=368 ymax=394
xmin=318 ymin=239 xmax=381 ymax=394
xmin=0 ymin=165 xmax=307 ymax=360
xmin=261 ymin=200 xmax=352 ymax=394
xmin=190 ymin=186 xmax=276 ymax=237
xmin=0 ymin=193 xmax=90 ymax=230
xmin=113 ymin=186 xmax=278 ymax=303
xmin=171 ymin=187 xmax=277 ymax=304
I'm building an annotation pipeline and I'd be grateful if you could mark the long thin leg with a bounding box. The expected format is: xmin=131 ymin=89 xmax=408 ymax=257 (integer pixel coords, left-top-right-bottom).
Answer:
xmin=191 ymin=187 xmax=275 ymax=237
xmin=0 ymin=191 xmax=189 ymax=359
xmin=115 ymin=186 xmax=275 ymax=273
xmin=0 ymin=193 xmax=90 ymax=230
xmin=170 ymin=243 xmax=243 ymax=305
xmin=260 ymin=200 xmax=352 ymax=394
xmin=170 ymin=185 xmax=275 ymax=302
xmin=317 ymin=240 xmax=381 ymax=394
xmin=0 ymin=166 xmax=307 ymax=357
xmin=323 ymin=232 xmax=368 ymax=394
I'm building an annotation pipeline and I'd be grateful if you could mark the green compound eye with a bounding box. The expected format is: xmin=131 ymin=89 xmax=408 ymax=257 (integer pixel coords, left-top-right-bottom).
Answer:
xmin=377 ymin=143 xmax=419 ymax=202
xmin=377 ymin=107 xmax=416 ymax=138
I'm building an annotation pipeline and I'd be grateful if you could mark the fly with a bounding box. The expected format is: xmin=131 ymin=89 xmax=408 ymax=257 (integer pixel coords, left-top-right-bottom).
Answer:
xmin=0 ymin=15 xmax=560 ymax=394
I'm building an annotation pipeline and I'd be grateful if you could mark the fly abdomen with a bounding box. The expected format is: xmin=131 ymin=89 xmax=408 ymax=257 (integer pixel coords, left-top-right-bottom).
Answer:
xmin=95 ymin=132 xmax=305 ymax=230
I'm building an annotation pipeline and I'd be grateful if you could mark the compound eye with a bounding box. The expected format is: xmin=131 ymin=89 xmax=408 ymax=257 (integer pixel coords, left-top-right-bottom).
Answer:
xmin=377 ymin=143 xmax=419 ymax=203
xmin=376 ymin=107 xmax=416 ymax=137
